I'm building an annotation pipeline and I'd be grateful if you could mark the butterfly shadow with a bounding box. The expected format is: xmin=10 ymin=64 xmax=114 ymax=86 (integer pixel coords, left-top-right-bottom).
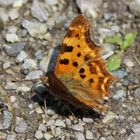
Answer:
xmin=31 ymin=85 xmax=101 ymax=119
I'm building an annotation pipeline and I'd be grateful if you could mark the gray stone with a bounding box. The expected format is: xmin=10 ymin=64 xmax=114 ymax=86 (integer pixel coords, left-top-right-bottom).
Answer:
xmin=21 ymin=19 xmax=47 ymax=37
xmin=123 ymin=58 xmax=134 ymax=68
xmin=3 ymin=110 xmax=13 ymax=129
xmin=35 ymin=50 xmax=43 ymax=60
xmin=25 ymin=70 xmax=43 ymax=80
xmin=134 ymin=88 xmax=140 ymax=98
xmin=55 ymin=120 xmax=66 ymax=127
xmin=31 ymin=0 xmax=48 ymax=22
xmin=113 ymin=89 xmax=126 ymax=100
xmin=112 ymin=70 xmax=128 ymax=78
xmin=15 ymin=119 xmax=28 ymax=133
xmin=21 ymin=59 xmax=37 ymax=70
xmin=4 ymin=42 xmax=25 ymax=57
xmin=86 ymin=130 xmax=94 ymax=139
xmin=16 ymin=50 xmax=27 ymax=62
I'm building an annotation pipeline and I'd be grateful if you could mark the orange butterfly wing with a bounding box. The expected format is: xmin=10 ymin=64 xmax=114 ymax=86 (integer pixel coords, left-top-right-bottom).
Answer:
xmin=42 ymin=15 xmax=116 ymax=113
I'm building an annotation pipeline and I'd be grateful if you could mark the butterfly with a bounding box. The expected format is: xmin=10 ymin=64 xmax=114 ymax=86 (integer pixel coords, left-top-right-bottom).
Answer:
xmin=41 ymin=15 xmax=116 ymax=113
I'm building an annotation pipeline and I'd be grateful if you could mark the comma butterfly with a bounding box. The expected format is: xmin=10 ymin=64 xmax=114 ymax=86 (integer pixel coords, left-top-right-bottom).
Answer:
xmin=41 ymin=15 xmax=116 ymax=113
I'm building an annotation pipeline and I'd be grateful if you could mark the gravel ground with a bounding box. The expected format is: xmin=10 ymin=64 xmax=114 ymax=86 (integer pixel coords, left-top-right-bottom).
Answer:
xmin=0 ymin=0 xmax=140 ymax=140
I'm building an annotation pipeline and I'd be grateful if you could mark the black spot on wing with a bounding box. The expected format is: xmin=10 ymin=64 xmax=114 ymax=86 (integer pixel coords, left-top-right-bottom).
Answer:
xmin=80 ymin=74 xmax=86 ymax=79
xmin=63 ymin=45 xmax=74 ymax=52
xmin=60 ymin=59 xmax=69 ymax=65
xmin=89 ymin=78 xmax=94 ymax=83
xmin=77 ymin=52 xmax=81 ymax=57
xmin=79 ymin=68 xmax=85 ymax=73
xmin=72 ymin=62 xmax=78 ymax=67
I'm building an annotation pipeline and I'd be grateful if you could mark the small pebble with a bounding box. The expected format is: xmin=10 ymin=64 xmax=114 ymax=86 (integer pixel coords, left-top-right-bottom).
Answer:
xmin=25 ymin=70 xmax=43 ymax=80
xmin=102 ymin=112 xmax=118 ymax=124
xmin=31 ymin=0 xmax=48 ymax=22
xmin=34 ymin=130 xmax=43 ymax=139
xmin=75 ymin=132 xmax=85 ymax=140
xmin=10 ymin=96 xmax=16 ymax=103
xmin=47 ymin=119 xmax=55 ymax=126
xmin=44 ymin=132 xmax=53 ymax=140
xmin=132 ymin=123 xmax=140 ymax=133
xmin=16 ymin=85 xmax=31 ymax=93
xmin=5 ymin=81 xmax=17 ymax=90
xmin=21 ymin=58 xmax=37 ymax=70
xmin=4 ymin=42 xmax=25 ymax=57
xmin=134 ymin=87 xmax=140 ymax=99
xmin=73 ymin=124 xmax=84 ymax=132
xmin=3 ymin=110 xmax=13 ymax=129
xmin=3 ymin=61 xmax=11 ymax=69
xmin=7 ymin=134 xmax=16 ymax=140
xmin=112 ymin=70 xmax=128 ymax=78
xmin=38 ymin=123 xmax=46 ymax=132
xmin=16 ymin=50 xmax=27 ymax=62
xmin=35 ymin=107 xmax=44 ymax=114
xmin=83 ymin=117 xmax=94 ymax=123
xmin=55 ymin=120 xmax=66 ymax=127
xmin=5 ymin=33 xmax=20 ymax=43
xmin=45 ymin=0 xmax=58 ymax=5
xmin=86 ymin=130 xmax=94 ymax=139
xmin=113 ymin=89 xmax=126 ymax=100
xmin=15 ymin=119 xmax=28 ymax=133
xmin=55 ymin=127 xmax=62 ymax=136
xmin=35 ymin=50 xmax=43 ymax=60
xmin=21 ymin=19 xmax=47 ymax=38
xmin=9 ymin=8 xmax=19 ymax=20
xmin=123 ymin=58 xmax=134 ymax=68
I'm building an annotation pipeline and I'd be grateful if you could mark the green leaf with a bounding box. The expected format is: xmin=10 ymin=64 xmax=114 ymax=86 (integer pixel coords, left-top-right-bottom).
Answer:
xmin=120 ymin=32 xmax=137 ymax=50
xmin=107 ymin=51 xmax=123 ymax=71
xmin=105 ymin=35 xmax=123 ymax=46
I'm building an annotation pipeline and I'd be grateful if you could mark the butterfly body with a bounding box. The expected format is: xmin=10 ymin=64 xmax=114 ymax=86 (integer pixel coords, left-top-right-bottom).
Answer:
xmin=41 ymin=15 xmax=116 ymax=113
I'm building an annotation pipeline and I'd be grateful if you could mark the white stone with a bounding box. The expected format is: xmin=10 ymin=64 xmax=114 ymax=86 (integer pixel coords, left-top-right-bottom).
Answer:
xmin=35 ymin=130 xmax=43 ymax=139
xmin=75 ymin=132 xmax=85 ymax=140
xmin=10 ymin=96 xmax=16 ymax=103
xmin=5 ymin=81 xmax=17 ymax=90
xmin=16 ymin=85 xmax=31 ymax=93
xmin=16 ymin=51 xmax=27 ymax=62
xmin=83 ymin=117 xmax=94 ymax=123
xmin=13 ymin=0 xmax=24 ymax=7
xmin=0 ymin=8 xmax=9 ymax=24
xmin=21 ymin=19 xmax=47 ymax=38
xmin=44 ymin=133 xmax=53 ymax=140
xmin=46 ymin=119 xmax=55 ymax=126
xmin=9 ymin=9 xmax=19 ymax=20
xmin=31 ymin=0 xmax=48 ymax=22
xmin=86 ymin=130 xmax=94 ymax=139
xmin=45 ymin=0 xmax=58 ymax=5
xmin=102 ymin=112 xmax=118 ymax=124
xmin=55 ymin=127 xmax=62 ymax=136
xmin=25 ymin=70 xmax=43 ymax=80
xmin=21 ymin=59 xmax=37 ymax=70
xmin=55 ymin=120 xmax=66 ymax=127
xmin=38 ymin=123 xmax=46 ymax=132
xmin=73 ymin=124 xmax=84 ymax=131
xmin=3 ymin=61 xmax=11 ymax=69
xmin=35 ymin=107 xmax=43 ymax=114
xmin=123 ymin=58 xmax=134 ymax=68
xmin=5 ymin=33 xmax=20 ymax=43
